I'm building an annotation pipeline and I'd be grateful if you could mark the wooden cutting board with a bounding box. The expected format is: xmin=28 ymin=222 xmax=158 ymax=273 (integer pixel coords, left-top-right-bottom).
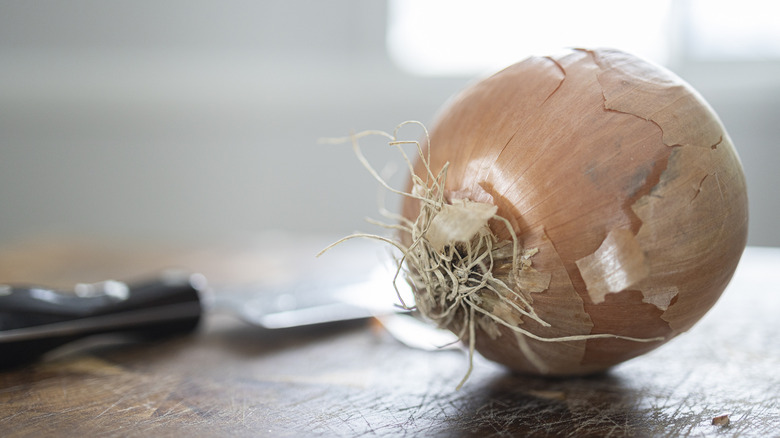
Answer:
xmin=1 ymin=237 xmax=778 ymax=437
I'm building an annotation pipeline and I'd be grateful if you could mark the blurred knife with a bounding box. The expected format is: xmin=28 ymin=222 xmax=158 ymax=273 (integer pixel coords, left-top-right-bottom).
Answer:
xmin=0 ymin=269 xmax=409 ymax=368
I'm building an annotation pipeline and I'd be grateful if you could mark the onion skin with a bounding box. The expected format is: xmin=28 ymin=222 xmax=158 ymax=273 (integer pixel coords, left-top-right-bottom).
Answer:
xmin=401 ymin=48 xmax=748 ymax=375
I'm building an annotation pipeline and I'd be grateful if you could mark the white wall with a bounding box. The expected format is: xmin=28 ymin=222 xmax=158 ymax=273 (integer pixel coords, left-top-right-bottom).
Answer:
xmin=1 ymin=1 xmax=777 ymax=247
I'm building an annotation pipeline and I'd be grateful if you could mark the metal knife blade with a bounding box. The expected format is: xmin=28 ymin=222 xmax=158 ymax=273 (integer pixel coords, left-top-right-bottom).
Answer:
xmin=202 ymin=265 xmax=411 ymax=329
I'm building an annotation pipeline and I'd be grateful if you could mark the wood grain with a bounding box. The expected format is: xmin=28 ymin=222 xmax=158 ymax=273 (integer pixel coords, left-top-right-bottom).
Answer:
xmin=1 ymin=238 xmax=778 ymax=437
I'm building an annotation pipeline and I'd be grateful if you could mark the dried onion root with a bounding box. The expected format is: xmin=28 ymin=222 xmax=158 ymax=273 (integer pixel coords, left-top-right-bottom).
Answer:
xmin=322 ymin=48 xmax=748 ymax=387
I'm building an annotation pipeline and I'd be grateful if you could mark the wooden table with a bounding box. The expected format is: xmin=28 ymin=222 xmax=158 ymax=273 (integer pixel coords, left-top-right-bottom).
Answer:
xmin=1 ymin=236 xmax=778 ymax=437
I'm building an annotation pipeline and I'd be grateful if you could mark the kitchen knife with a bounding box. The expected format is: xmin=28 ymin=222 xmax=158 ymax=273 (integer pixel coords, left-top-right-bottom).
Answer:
xmin=0 ymin=268 xmax=410 ymax=368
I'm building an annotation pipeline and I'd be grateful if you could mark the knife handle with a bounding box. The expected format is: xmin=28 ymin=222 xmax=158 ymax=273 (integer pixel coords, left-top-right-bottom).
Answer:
xmin=0 ymin=272 xmax=204 ymax=368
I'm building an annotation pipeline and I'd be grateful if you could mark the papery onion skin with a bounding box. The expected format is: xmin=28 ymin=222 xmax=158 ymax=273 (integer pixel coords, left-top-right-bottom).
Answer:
xmin=401 ymin=48 xmax=748 ymax=375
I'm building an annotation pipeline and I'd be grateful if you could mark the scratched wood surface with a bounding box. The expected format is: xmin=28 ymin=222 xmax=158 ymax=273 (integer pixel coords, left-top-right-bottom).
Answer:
xmin=0 ymin=236 xmax=778 ymax=437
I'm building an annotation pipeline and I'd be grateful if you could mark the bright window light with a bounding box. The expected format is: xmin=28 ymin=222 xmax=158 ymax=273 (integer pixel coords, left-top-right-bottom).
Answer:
xmin=687 ymin=0 xmax=780 ymax=60
xmin=387 ymin=0 xmax=673 ymax=76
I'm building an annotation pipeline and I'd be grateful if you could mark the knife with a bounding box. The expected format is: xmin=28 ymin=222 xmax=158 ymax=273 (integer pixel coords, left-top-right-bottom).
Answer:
xmin=0 ymin=268 xmax=411 ymax=368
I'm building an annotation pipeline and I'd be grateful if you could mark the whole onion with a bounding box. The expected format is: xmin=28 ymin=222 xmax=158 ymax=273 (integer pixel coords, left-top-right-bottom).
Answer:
xmin=331 ymin=48 xmax=748 ymax=383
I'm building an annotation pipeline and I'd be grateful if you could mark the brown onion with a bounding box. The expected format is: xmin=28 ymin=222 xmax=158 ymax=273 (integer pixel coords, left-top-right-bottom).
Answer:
xmin=329 ymin=48 xmax=748 ymax=383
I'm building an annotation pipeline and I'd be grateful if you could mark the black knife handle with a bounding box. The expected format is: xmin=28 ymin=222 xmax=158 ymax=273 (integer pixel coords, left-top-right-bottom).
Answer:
xmin=0 ymin=272 xmax=204 ymax=368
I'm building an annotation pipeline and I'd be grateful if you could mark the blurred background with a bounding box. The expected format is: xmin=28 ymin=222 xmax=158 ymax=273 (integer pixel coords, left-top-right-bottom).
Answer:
xmin=1 ymin=0 xmax=778 ymax=249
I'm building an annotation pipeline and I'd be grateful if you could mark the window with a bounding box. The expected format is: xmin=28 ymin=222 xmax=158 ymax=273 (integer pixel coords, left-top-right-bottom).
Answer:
xmin=685 ymin=0 xmax=780 ymax=60
xmin=387 ymin=0 xmax=780 ymax=76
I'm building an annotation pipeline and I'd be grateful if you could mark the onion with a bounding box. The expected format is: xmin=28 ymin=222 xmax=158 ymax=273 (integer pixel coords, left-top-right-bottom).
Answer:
xmin=328 ymin=48 xmax=748 ymax=384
